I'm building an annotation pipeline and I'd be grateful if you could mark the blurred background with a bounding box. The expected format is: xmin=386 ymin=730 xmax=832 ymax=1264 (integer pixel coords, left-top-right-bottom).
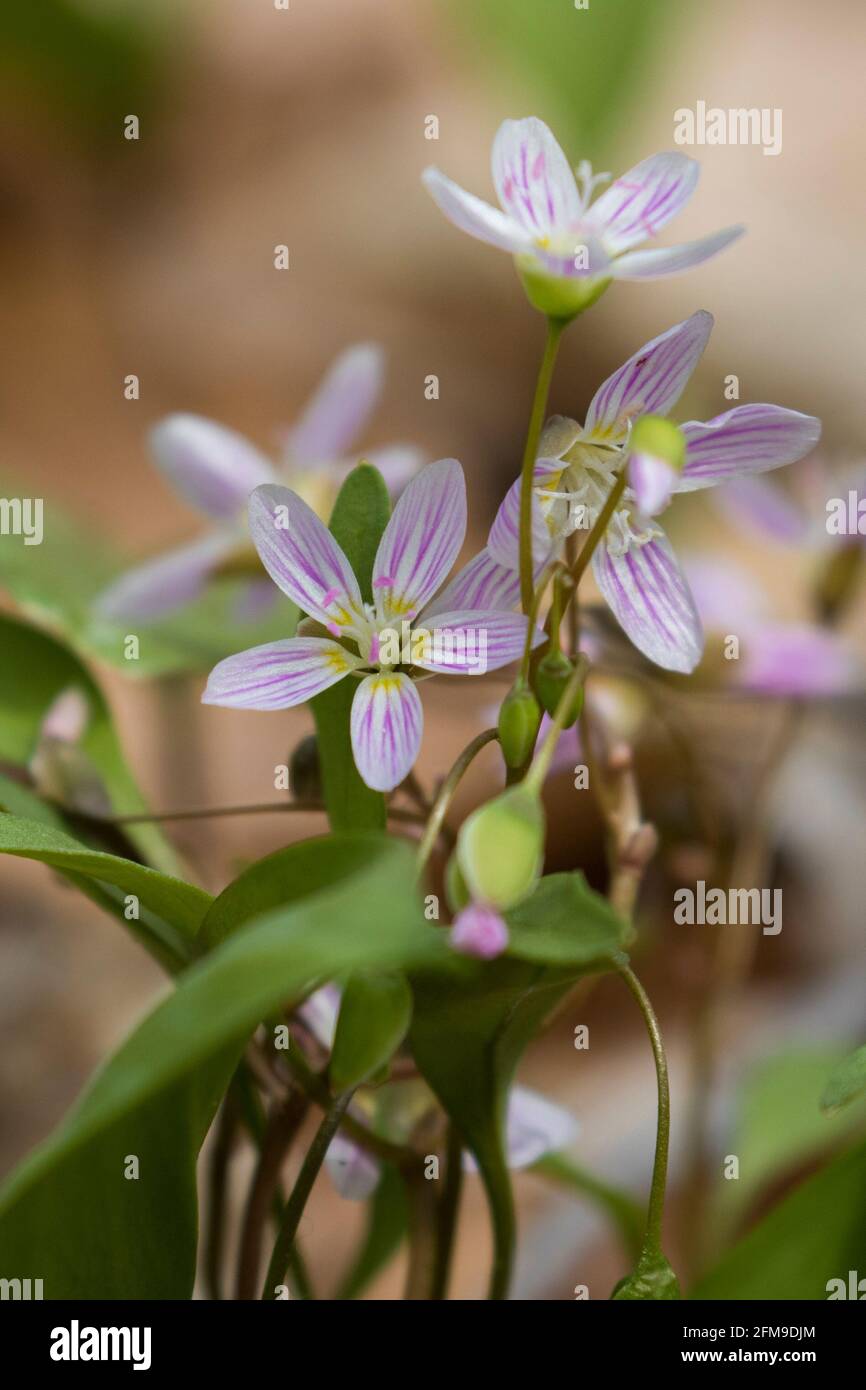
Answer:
xmin=1 ymin=0 xmax=864 ymax=1298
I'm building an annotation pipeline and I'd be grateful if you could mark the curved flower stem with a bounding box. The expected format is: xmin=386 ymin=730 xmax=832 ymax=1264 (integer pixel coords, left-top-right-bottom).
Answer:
xmin=109 ymin=800 xmax=430 ymax=831
xmin=519 ymin=317 xmax=567 ymax=613
xmin=415 ymin=728 xmax=499 ymax=874
xmin=519 ymin=557 xmax=560 ymax=681
xmin=261 ymin=1088 xmax=354 ymax=1299
xmin=430 ymin=1123 xmax=464 ymax=1299
xmin=619 ymin=966 xmax=671 ymax=1256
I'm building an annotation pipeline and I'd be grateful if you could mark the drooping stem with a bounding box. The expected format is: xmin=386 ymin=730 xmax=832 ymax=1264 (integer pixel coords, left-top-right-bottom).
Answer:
xmin=619 ymin=966 xmax=671 ymax=1256
xmin=519 ymin=317 xmax=566 ymax=612
xmin=261 ymin=1088 xmax=354 ymax=1299
xmin=415 ymin=728 xmax=499 ymax=873
xmin=430 ymin=1123 xmax=464 ymax=1300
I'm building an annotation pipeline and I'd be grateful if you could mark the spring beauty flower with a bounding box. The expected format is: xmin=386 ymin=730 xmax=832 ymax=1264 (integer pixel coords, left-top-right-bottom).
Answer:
xmin=95 ymin=345 xmax=422 ymax=623
xmin=423 ymin=117 xmax=744 ymax=318
xmin=487 ymin=311 xmax=821 ymax=674
xmin=202 ymin=460 xmax=537 ymax=792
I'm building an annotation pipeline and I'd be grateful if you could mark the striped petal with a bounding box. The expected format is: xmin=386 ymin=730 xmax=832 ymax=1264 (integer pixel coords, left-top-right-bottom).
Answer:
xmin=711 ymin=475 xmax=810 ymax=543
xmin=423 ymin=547 xmax=521 ymax=617
xmin=584 ymin=312 xmax=713 ymax=439
xmin=410 ymin=609 xmax=537 ymax=675
xmin=612 ymin=225 xmax=744 ymax=279
xmin=325 ymin=1132 xmax=382 ymax=1201
xmin=486 ymin=460 xmax=564 ymax=572
xmin=248 ymin=483 xmax=364 ymax=631
xmin=584 ymin=152 xmax=699 ymax=251
xmin=350 ymin=673 xmax=423 ymax=793
xmin=422 ymin=167 xmax=533 ymax=255
xmin=372 ymin=459 xmax=466 ymax=618
xmin=150 ymin=414 xmax=276 ymax=520
xmin=593 ymin=532 xmax=703 ymax=673
xmin=288 ymin=344 xmax=384 ymax=464
xmin=94 ymin=532 xmax=233 ymax=623
xmin=202 ymin=637 xmax=359 ymax=710
xmin=492 ymin=117 xmax=582 ymax=237
xmin=677 ymin=405 xmax=822 ymax=492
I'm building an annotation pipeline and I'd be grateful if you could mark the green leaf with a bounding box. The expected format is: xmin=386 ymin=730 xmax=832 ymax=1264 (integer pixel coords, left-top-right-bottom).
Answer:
xmin=336 ymin=1163 xmax=408 ymax=1299
xmin=694 ymin=1138 xmax=866 ymax=1300
xmin=331 ymin=971 xmax=413 ymax=1091
xmin=446 ymin=0 xmax=685 ymax=156
xmin=822 ymin=1045 xmax=866 ymax=1115
xmin=0 ymin=835 xmax=443 ymax=1297
xmin=0 ymin=482 xmax=296 ymax=677
xmin=311 ymin=464 xmax=390 ymax=833
xmin=409 ymin=872 xmax=630 ymax=1299
xmin=612 ymin=1248 xmax=681 ymax=1300
xmin=0 ymin=612 xmax=181 ymax=874
xmin=0 ymin=812 xmax=211 ymax=970
xmin=716 ymin=1048 xmax=860 ymax=1231
xmin=506 ymin=871 xmax=632 ymax=965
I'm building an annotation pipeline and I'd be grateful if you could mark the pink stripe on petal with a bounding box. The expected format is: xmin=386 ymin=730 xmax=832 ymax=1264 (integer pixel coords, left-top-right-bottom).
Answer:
xmin=593 ymin=533 xmax=703 ymax=673
xmin=202 ymin=637 xmax=358 ymax=710
xmin=492 ymin=118 xmax=582 ymax=236
xmin=288 ymin=344 xmax=384 ymax=465
xmin=150 ymin=414 xmax=276 ymax=520
xmin=411 ymin=610 xmax=539 ymax=675
xmin=423 ymin=547 xmax=521 ymax=617
xmin=248 ymin=483 xmax=364 ymax=626
xmin=585 ymin=312 xmax=713 ymax=438
xmin=350 ymin=673 xmax=423 ymax=793
xmin=422 ymin=167 xmax=533 ymax=254
xmin=677 ymin=405 xmax=822 ymax=491
xmin=585 ymin=152 xmax=699 ymax=252
xmin=487 ymin=461 xmax=563 ymax=572
xmin=611 ymin=225 xmax=744 ymax=279
xmin=372 ymin=459 xmax=467 ymax=617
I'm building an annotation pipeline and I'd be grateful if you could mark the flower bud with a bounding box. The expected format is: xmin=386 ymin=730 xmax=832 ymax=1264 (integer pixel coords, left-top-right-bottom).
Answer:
xmin=449 ymin=903 xmax=509 ymax=960
xmin=627 ymin=416 xmax=686 ymax=517
xmin=535 ymin=650 xmax=584 ymax=727
xmin=456 ymin=784 xmax=544 ymax=910
xmin=289 ymin=733 xmax=323 ymax=801
xmin=497 ymin=678 xmax=541 ymax=770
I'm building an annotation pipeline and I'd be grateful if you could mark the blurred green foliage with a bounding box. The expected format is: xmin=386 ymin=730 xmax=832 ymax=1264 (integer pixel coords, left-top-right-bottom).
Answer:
xmin=445 ymin=0 xmax=685 ymax=154
xmin=0 ymin=0 xmax=164 ymax=133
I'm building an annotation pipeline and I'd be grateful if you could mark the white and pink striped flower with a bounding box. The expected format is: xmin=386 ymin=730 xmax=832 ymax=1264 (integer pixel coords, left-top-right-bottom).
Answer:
xmin=203 ymin=460 xmax=537 ymax=792
xmin=423 ymin=118 xmax=743 ymax=312
xmin=487 ymin=312 xmax=821 ymax=674
xmin=95 ymin=345 xmax=422 ymax=624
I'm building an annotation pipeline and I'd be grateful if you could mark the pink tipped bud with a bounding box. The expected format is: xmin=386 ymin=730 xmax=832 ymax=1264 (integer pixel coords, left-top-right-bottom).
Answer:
xmin=449 ymin=903 xmax=509 ymax=960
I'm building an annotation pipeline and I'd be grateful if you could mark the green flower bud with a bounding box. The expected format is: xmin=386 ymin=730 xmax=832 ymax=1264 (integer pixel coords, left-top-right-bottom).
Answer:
xmin=516 ymin=258 xmax=611 ymax=321
xmin=497 ymin=679 xmax=542 ymax=770
xmin=629 ymin=415 xmax=686 ymax=473
xmin=535 ymin=650 xmax=584 ymax=727
xmin=456 ymin=784 xmax=545 ymax=910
